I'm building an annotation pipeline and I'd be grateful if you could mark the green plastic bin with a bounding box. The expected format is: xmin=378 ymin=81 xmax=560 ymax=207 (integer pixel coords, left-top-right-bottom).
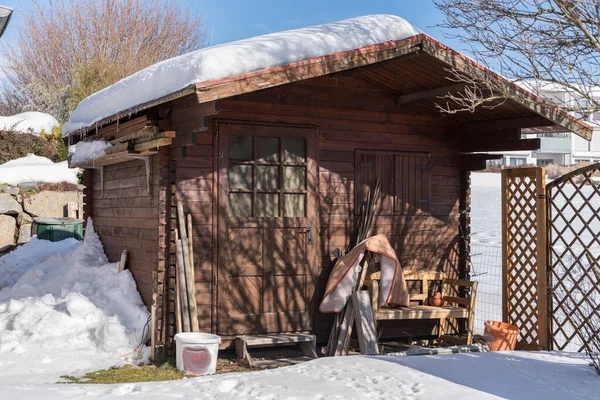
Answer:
xmin=32 ymin=217 xmax=84 ymax=242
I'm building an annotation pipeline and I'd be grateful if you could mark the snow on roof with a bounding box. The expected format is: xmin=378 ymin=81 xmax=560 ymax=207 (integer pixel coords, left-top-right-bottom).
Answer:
xmin=0 ymin=154 xmax=79 ymax=185
xmin=0 ymin=112 xmax=58 ymax=136
xmin=63 ymin=15 xmax=421 ymax=135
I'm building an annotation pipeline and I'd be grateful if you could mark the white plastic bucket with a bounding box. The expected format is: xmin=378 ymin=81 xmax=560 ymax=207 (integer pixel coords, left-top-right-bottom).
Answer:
xmin=174 ymin=333 xmax=221 ymax=376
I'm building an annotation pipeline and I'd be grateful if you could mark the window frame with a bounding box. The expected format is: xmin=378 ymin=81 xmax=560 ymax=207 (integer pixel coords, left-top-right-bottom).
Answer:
xmin=227 ymin=133 xmax=309 ymax=218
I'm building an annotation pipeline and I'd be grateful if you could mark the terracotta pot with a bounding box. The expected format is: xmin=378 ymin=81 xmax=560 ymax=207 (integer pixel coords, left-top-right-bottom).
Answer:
xmin=428 ymin=292 xmax=444 ymax=307
xmin=483 ymin=320 xmax=519 ymax=351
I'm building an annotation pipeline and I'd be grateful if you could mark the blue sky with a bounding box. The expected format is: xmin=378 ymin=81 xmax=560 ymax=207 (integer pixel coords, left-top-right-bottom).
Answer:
xmin=0 ymin=0 xmax=466 ymax=51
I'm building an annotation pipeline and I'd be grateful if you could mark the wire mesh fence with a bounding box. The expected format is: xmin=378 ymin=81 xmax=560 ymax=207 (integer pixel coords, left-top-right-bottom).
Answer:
xmin=470 ymin=243 xmax=503 ymax=335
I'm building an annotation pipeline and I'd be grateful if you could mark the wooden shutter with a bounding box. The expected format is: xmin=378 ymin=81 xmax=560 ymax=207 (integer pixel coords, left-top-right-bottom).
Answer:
xmin=356 ymin=150 xmax=430 ymax=215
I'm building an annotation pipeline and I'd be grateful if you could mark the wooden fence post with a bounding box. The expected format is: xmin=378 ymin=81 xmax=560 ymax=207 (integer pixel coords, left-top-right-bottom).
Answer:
xmin=501 ymin=167 xmax=548 ymax=350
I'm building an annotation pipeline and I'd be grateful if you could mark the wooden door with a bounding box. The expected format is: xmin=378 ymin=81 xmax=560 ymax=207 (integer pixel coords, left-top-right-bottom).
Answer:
xmin=217 ymin=122 xmax=318 ymax=335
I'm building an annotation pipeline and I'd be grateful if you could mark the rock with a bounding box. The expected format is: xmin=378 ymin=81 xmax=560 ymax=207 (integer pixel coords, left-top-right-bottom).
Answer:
xmin=17 ymin=212 xmax=33 ymax=225
xmin=23 ymin=191 xmax=83 ymax=218
xmin=0 ymin=186 xmax=20 ymax=196
xmin=17 ymin=223 xmax=31 ymax=245
xmin=0 ymin=193 xmax=23 ymax=215
xmin=18 ymin=182 xmax=39 ymax=191
xmin=0 ymin=215 xmax=16 ymax=251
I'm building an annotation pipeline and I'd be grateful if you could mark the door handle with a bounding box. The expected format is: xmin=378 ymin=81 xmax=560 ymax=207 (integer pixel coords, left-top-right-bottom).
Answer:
xmin=306 ymin=221 xmax=313 ymax=245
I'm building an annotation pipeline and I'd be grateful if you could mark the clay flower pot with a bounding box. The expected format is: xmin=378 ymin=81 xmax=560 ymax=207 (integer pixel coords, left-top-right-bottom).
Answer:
xmin=428 ymin=292 xmax=444 ymax=307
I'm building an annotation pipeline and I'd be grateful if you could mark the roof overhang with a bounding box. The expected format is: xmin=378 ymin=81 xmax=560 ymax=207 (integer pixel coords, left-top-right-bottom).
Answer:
xmin=79 ymin=34 xmax=593 ymax=140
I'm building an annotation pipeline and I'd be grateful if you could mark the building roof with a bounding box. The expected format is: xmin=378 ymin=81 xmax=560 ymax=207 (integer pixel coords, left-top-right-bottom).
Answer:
xmin=64 ymin=15 xmax=593 ymax=141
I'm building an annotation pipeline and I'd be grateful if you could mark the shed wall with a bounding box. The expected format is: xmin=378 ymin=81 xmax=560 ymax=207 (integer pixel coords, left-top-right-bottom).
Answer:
xmin=85 ymin=156 xmax=161 ymax=304
xmin=166 ymin=76 xmax=468 ymax=344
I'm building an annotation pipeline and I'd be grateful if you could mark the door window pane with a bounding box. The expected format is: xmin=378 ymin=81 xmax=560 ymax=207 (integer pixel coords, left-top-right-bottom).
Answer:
xmin=284 ymin=138 xmax=306 ymax=164
xmin=284 ymin=166 xmax=306 ymax=190
xmin=256 ymin=193 xmax=279 ymax=217
xmin=229 ymin=193 xmax=253 ymax=217
xmin=256 ymin=166 xmax=279 ymax=189
xmin=229 ymin=165 xmax=253 ymax=189
xmin=230 ymin=136 xmax=253 ymax=160
xmin=284 ymin=194 xmax=305 ymax=217
xmin=257 ymin=137 xmax=279 ymax=162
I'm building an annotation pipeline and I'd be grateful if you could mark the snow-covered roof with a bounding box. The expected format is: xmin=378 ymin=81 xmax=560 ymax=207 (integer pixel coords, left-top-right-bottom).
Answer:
xmin=63 ymin=15 xmax=421 ymax=135
xmin=0 ymin=112 xmax=58 ymax=136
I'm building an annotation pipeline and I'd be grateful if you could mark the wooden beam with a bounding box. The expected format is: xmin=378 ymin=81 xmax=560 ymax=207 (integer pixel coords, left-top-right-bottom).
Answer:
xmin=463 ymin=138 xmax=540 ymax=153
xmin=462 ymin=153 xmax=503 ymax=171
xmin=462 ymin=128 xmax=521 ymax=143
xmin=397 ymin=83 xmax=466 ymax=105
xmin=462 ymin=116 xmax=556 ymax=133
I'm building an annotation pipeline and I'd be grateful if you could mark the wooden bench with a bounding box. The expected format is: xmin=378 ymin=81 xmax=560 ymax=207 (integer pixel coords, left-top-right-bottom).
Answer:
xmin=364 ymin=271 xmax=478 ymax=345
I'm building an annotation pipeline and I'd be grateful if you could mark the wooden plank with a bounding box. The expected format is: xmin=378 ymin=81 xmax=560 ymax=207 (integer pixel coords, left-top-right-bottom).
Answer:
xmin=536 ymin=167 xmax=548 ymax=350
xmin=134 ymin=138 xmax=172 ymax=153
xmin=176 ymin=237 xmax=191 ymax=332
xmin=118 ymin=249 xmax=128 ymax=272
xmin=108 ymin=126 xmax=160 ymax=144
xmin=501 ymin=169 xmax=509 ymax=325
xmin=396 ymin=83 xmax=466 ymax=105
xmin=462 ymin=138 xmax=540 ymax=152
xmin=334 ymin=300 xmax=355 ymax=356
xmin=177 ymin=200 xmax=200 ymax=333
xmin=442 ymin=295 xmax=471 ymax=307
xmin=238 ymin=333 xmax=315 ymax=346
xmin=150 ymin=271 xmax=158 ymax=361
xmin=351 ymin=291 xmax=379 ymax=355
xmin=375 ymin=306 xmax=468 ymax=320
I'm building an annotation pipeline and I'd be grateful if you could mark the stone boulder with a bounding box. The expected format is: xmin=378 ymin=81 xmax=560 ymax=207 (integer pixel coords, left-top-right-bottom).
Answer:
xmin=0 ymin=215 xmax=16 ymax=251
xmin=23 ymin=191 xmax=83 ymax=218
xmin=17 ymin=212 xmax=32 ymax=225
xmin=0 ymin=193 xmax=22 ymax=215
xmin=17 ymin=223 xmax=32 ymax=245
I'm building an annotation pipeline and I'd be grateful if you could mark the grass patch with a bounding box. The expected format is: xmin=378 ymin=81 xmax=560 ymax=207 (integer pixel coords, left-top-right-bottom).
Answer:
xmin=60 ymin=361 xmax=186 ymax=384
xmin=59 ymin=357 xmax=259 ymax=384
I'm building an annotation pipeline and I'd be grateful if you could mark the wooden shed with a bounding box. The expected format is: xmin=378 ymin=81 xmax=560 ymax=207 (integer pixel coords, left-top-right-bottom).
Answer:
xmin=67 ymin=28 xmax=592 ymax=352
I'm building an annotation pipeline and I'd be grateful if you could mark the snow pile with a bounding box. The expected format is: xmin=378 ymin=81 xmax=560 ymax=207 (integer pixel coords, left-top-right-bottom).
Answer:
xmin=70 ymin=140 xmax=112 ymax=164
xmin=0 ymin=112 xmax=58 ymax=135
xmin=64 ymin=15 xmax=421 ymax=134
xmin=0 ymin=219 xmax=150 ymax=383
xmin=0 ymin=154 xmax=79 ymax=185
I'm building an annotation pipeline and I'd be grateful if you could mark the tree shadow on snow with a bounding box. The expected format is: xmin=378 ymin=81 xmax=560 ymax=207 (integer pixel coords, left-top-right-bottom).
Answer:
xmin=378 ymin=351 xmax=599 ymax=400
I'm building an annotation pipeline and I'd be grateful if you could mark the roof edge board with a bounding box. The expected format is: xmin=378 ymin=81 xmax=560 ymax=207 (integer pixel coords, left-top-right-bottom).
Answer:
xmin=420 ymin=37 xmax=593 ymax=141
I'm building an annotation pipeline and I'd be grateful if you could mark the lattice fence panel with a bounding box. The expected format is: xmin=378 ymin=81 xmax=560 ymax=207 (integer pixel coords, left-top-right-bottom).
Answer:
xmin=502 ymin=167 xmax=548 ymax=350
xmin=547 ymin=163 xmax=600 ymax=352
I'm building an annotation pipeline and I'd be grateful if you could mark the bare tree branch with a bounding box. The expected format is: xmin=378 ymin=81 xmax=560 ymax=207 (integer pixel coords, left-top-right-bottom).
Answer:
xmin=435 ymin=0 xmax=600 ymax=118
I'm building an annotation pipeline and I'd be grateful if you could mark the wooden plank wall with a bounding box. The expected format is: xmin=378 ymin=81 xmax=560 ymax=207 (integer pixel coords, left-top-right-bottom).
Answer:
xmin=88 ymin=157 xmax=160 ymax=304
xmin=163 ymin=76 xmax=468 ymax=344
xmin=82 ymin=113 xmax=169 ymax=353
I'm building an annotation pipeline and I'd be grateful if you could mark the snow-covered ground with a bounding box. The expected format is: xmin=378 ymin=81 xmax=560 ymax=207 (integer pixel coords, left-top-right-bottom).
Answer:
xmin=0 ymin=154 xmax=79 ymax=185
xmin=0 ymin=220 xmax=150 ymax=386
xmin=0 ymin=112 xmax=58 ymax=135
xmin=1 ymin=350 xmax=598 ymax=399
xmin=0 ymin=172 xmax=598 ymax=399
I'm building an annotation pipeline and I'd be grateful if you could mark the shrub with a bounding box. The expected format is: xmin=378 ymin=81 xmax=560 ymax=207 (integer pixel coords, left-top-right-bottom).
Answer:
xmin=0 ymin=130 xmax=59 ymax=165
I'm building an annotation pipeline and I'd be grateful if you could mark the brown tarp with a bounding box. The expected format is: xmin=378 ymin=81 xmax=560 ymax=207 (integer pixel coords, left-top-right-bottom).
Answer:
xmin=319 ymin=234 xmax=409 ymax=313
